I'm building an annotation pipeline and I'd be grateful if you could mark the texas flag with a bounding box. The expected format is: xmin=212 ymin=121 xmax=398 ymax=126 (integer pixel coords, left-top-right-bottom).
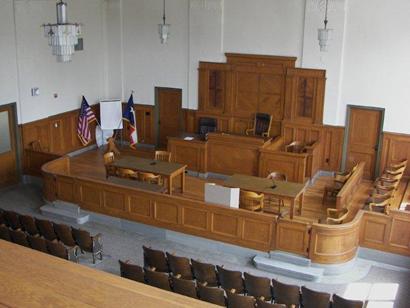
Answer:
xmin=122 ymin=94 xmax=138 ymax=148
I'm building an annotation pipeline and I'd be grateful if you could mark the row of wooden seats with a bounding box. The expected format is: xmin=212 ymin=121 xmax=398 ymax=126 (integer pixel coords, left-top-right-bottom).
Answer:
xmin=118 ymin=246 xmax=364 ymax=308
xmin=365 ymin=159 xmax=407 ymax=214
xmin=0 ymin=209 xmax=103 ymax=263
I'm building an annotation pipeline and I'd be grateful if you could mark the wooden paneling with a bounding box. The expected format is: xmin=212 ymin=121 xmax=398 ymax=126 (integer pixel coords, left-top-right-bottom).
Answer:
xmin=276 ymin=219 xmax=310 ymax=256
xmin=23 ymin=150 xmax=60 ymax=177
xmin=167 ymin=137 xmax=207 ymax=173
xmin=282 ymin=121 xmax=322 ymax=145
xmin=380 ymin=132 xmax=410 ymax=177
xmin=135 ymin=104 xmax=155 ymax=144
xmin=336 ymin=162 xmax=365 ymax=209
xmin=158 ymin=88 xmax=182 ymax=147
xmin=321 ymin=125 xmax=344 ymax=172
xmin=181 ymin=109 xmax=197 ymax=134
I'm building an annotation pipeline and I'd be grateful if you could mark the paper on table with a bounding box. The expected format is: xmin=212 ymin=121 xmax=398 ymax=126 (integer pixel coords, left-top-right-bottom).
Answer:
xmin=183 ymin=136 xmax=194 ymax=141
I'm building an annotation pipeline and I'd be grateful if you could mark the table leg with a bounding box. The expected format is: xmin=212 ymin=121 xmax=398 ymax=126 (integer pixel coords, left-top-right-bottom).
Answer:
xmin=168 ymin=176 xmax=173 ymax=195
xmin=290 ymin=199 xmax=295 ymax=219
xmin=298 ymin=192 xmax=304 ymax=216
xmin=181 ymin=170 xmax=185 ymax=193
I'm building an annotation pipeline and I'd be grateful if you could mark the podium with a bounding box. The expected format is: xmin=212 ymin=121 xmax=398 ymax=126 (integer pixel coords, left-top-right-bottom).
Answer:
xmin=204 ymin=183 xmax=239 ymax=208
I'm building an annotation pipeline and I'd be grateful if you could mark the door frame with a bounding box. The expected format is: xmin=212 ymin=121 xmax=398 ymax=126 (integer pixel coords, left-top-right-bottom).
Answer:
xmin=341 ymin=104 xmax=385 ymax=177
xmin=154 ymin=87 xmax=183 ymax=148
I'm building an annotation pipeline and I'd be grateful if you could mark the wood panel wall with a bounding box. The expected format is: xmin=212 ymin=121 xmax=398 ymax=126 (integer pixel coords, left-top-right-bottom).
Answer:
xmin=380 ymin=132 xmax=410 ymax=177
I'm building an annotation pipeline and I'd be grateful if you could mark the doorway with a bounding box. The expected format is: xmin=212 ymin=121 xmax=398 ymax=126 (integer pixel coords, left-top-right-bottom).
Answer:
xmin=342 ymin=105 xmax=384 ymax=179
xmin=155 ymin=87 xmax=182 ymax=148
xmin=0 ymin=103 xmax=19 ymax=188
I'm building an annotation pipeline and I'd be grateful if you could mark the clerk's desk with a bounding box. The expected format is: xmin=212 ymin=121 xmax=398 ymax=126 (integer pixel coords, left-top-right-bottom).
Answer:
xmin=168 ymin=132 xmax=271 ymax=176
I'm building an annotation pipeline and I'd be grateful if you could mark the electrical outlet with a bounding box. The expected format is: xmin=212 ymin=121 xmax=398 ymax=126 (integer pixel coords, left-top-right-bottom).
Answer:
xmin=31 ymin=88 xmax=40 ymax=96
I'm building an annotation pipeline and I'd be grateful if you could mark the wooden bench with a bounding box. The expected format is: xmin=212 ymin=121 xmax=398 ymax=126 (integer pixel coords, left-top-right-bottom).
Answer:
xmin=107 ymin=177 xmax=167 ymax=193
xmin=336 ymin=162 xmax=366 ymax=209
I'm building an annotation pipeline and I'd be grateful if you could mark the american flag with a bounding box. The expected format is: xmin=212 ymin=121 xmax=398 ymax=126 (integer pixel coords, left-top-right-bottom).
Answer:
xmin=77 ymin=96 xmax=96 ymax=146
xmin=123 ymin=94 xmax=138 ymax=148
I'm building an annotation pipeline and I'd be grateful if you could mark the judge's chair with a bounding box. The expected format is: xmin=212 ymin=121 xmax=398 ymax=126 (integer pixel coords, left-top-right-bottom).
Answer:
xmin=245 ymin=113 xmax=272 ymax=137
xmin=198 ymin=117 xmax=217 ymax=138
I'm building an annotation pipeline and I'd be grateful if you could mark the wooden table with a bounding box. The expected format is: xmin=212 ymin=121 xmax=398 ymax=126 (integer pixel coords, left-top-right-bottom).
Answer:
xmin=111 ymin=156 xmax=187 ymax=195
xmin=224 ymin=174 xmax=306 ymax=219
xmin=0 ymin=240 xmax=213 ymax=307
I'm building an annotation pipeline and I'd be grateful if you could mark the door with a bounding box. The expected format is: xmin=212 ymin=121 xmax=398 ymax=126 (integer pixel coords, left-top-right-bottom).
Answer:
xmin=344 ymin=106 xmax=384 ymax=179
xmin=0 ymin=104 xmax=18 ymax=187
xmin=157 ymin=88 xmax=182 ymax=148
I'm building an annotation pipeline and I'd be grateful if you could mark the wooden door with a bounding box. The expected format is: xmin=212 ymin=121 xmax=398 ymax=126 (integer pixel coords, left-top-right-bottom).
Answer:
xmin=157 ymin=88 xmax=182 ymax=148
xmin=0 ymin=104 xmax=18 ymax=187
xmin=345 ymin=106 xmax=383 ymax=179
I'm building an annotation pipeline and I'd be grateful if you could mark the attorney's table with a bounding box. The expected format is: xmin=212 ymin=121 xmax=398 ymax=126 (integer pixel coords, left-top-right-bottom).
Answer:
xmin=224 ymin=174 xmax=306 ymax=219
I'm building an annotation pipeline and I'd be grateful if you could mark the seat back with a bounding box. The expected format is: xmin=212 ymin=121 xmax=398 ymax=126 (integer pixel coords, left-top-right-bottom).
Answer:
xmin=138 ymin=172 xmax=161 ymax=185
xmin=332 ymin=294 xmax=364 ymax=308
xmin=226 ymin=292 xmax=256 ymax=308
xmin=0 ymin=225 xmax=11 ymax=241
xmin=267 ymin=172 xmax=287 ymax=182
xmin=198 ymin=284 xmax=226 ymax=306
xmin=240 ymin=191 xmax=264 ymax=212
xmin=118 ymin=168 xmax=137 ymax=179
xmin=9 ymin=230 xmax=29 ymax=247
xmin=301 ymin=286 xmax=331 ymax=308
xmin=35 ymin=218 xmax=57 ymax=241
xmin=4 ymin=210 xmax=21 ymax=230
xmin=20 ymin=215 xmax=39 ymax=236
xmin=72 ymin=227 xmax=93 ymax=252
xmin=166 ymin=252 xmax=193 ymax=279
xmin=27 ymin=235 xmax=48 ymax=253
xmin=255 ymin=300 xmax=286 ymax=308
xmin=155 ymin=151 xmax=172 ymax=162
xmin=119 ymin=260 xmax=145 ymax=283
xmin=103 ymin=152 xmax=115 ymax=164
xmin=46 ymin=240 xmax=68 ymax=260
xmin=244 ymin=272 xmax=272 ymax=301
xmin=216 ymin=265 xmax=244 ymax=294
xmin=198 ymin=117 xmax=217 ymax=137
xmin=272 ymin=279 xmax=300 ymax=307
xmin=143 ymin=246 xmax=169 ymax=272
xmin=171 ymin=275 xmax=198 ymax=299
xmin=54 ymin=223 xmax=77 ymax=247
xmin=144 ymin=269 xmax=171 ymax=291
xmin=0 ymin=210 xmax=6 ymax=226
xmin=254 ymin=113 xmax=272 ymax=136
xmin=191 ymin=259 xmax=218 ymax=287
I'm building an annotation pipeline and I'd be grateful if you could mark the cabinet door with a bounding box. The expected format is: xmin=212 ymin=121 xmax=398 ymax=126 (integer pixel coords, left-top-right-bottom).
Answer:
xmin=49 ymin=119 xmax=64 ymax=154
xmin=199 ymin=69 xmax=226 ymax=114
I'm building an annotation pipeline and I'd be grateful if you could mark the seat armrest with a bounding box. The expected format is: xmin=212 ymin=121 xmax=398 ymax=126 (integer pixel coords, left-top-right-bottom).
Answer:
xmin=245 ymin=128 xmax=254 ymax=136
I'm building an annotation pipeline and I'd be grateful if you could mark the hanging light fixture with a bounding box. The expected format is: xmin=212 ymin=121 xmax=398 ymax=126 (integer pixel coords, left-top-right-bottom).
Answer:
xmin=318 ymin=0 xmax=332 ymax=52
xmin=42 ymin=0 xmax=82 ymax=62
xmin=158 ymin=0 xmax=170 ymax=44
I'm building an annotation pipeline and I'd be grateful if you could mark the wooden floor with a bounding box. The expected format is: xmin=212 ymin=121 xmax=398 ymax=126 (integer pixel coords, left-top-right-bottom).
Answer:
xmin=0 ymin=240 xmax=214 ymax=308
xmin=69 ymin=148 xmax=408 ymax=223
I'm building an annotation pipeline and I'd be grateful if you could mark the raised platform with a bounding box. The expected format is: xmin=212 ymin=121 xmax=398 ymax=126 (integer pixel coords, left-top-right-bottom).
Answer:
xmin=40 ymin=201 xmax=89 ymax=224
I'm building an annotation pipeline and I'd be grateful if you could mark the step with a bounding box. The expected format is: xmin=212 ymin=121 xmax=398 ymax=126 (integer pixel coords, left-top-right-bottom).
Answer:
xmin=53 ymin=200 xmax=81 ymax=212
xmin=40 ymin=204 xmax=89 ymax=225
xmin=253 ymin=256 xmax=323 ymax=281
xmin=269 ymin=251 xmax=311 ymax=267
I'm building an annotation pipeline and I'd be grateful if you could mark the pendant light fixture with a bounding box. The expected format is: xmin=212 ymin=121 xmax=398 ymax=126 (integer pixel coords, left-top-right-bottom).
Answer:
xmin=318 ymin=0 xmax=332 ymax=52
xmin=158 ymin=0 xmax=170 ymax=44
xmin=42 ymin=0 xmax=82 ymax=62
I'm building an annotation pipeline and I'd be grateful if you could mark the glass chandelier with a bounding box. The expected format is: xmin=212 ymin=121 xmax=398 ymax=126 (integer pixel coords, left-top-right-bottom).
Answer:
xmin=318 ymin=0 xmax=333 ymax=52
xmin=158 ymin=0 xmax=170 ymax=44
xmin=42 ymin=0 xmax=82 ymax=62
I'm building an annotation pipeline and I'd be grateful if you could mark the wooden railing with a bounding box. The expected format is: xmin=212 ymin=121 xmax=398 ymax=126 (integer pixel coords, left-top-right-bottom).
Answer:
xmin=336 ymin=162 xmax=366 ymax=209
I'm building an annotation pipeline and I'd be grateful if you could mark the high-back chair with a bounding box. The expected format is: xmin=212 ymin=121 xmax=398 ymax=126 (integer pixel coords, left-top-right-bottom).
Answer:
xmin=144 ymin=269 xmax=172 ymax=291
xmin=143 ymin=246 xmax=169 ymax=272
xmin=166 ymin=252 xmax=193 ymax=280
xmin=27 ymin=235 xmax=48 ymax=253
xmin=4 ymin=210 xmax=22 ymax=230
xmin=244 ymin=272 xmax=273 ymax=302
xmin=272 ymin=279 xmax=300 ymax=308
xmin=198 ymin=284 xmax=226 ymax=307
xmin=72 ymin=228 xmax=103 ymax=264
xmin=332 ymin=294 xmax=364 ymax=308
xmin=54 ymin=223 xmax=77 ymax=248
xmin=35 ymin=218 xmax=58 ymax=241
xmin=240 ymin=191 xmax=264 ymax=212
xmin=246 ymin=113 xmax=273 ymax=137
xmin=119 ymin=260 xmax=145 ymax=283
xmin=46 ymin=240 xmax=78 ymax=262
xmin=170 ymin=275 xmax=198 ymax=299
xmin=255 ymin=300 xmax=286 ymax=308
xmin=9 ymin=229 xmax=30 ymax=247
xmin=20 ymin=215 xmax=39 ymax=236
xmin=216 ymin=265 xmax=245 ymax=294
xmin=226 ymin=292 xmax=256 ymax=308
xmin=155 ymin=151 xmax=172 ymax=162
xmin=301 ymin=286 xmax=331 ymax=308
xmin=191 ymin=259 xmax=219 ymax=287
xmin=0 ymin=225 xmax=11 ymax=241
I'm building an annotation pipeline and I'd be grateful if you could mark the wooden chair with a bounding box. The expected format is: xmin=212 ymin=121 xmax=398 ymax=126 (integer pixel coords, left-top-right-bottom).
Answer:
xmin=198 ymin=284 xmax=226 ymax=307
xmin=144 ymin=269 xmax=172 ymax=291
xmin=265 ymin=172 xmax=287 ymax=215
xmin=35 ymin=218 xmax=58 ymax=241
xmin=29 ymin=140 xmax=42 ymax=152
xmin=104 ymin=152 xmax=116 ymax=178
xmin=285 ymin=141 xmax=305 ymax=153
xmin=27 ymin=235 xmax=48 ymax=253
xmin=386 ymin=159 xmax=407 ymax=172
xmin=226 ymin=292 xmax=256 ymax=308
xmin=20 ymin=215 xmax=40 ymax=236
xmin=54 ymin=223 xmax=78 ymax=250
xmin=166 ymin=252 xmax=193 ymax=280
xmin=155 ymin=150 xmax=172 ymax=162
xmin=0 ymin=225 xmax=11 ymax=241
xmin=46 ymin=240 xmax=78 ymax=263
xmin=118 ymin=168 xmax=138 ymax=180
xmin=256 ymin=300 xmax=286 ymax=308
xmin=191 ymin=259 xmax=219 ymax=287
xmin=332 ymin=294 xmax=364 ymax=308
xmin=3 ymin=210 xmax=22 ymax=230
xmin=170 ymin=275 xmax=198 ymax=299
xmin=9 ymin=230 xmax=30 ymax=247
xmin=138 ymin=172 xmax=162 ymax=185
xmin=272 ymin=279 xmax=300 ymax=308
xmin=326 ymin=208 xmax=349 ymax=224
xmin=267 ymin=172 xmax=287 ymax=182
xmin=119 ymin=260 xmax=145 ymax=283
xmin=369 ymin=197 xmax=393 ymax=214
xmin=72 ymin=228 xmax=103 ymax=264
xmin=143 ymin=246 xmax=169 ymax=273
xmin=246 ymin=113 xmax=273 ymax=137
xmin=240 ymin=191 xmax=264 ymax=212
xmin=244 ymin=272 xmax=273 ymax=302
xmin=216 ymin=265 xmax=245 ymax=294
xmin=322 ymin=172 xmax=351 ymax=204
xmin=301 ymin=286 xmax=331 ymax=308
xmin=103 ymin=151 xmax=115 ymax=164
